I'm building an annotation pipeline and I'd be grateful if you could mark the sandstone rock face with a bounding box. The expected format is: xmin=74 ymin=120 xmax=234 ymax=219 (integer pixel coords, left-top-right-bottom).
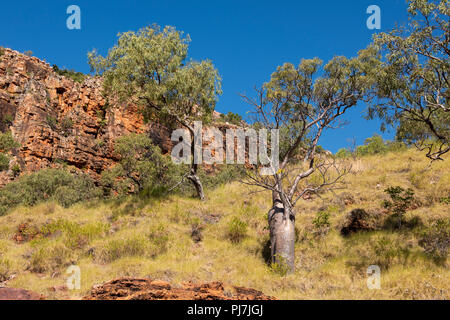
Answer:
xmin=0 ymin=48 xmax=173 ymax=186
xmin=0 ymin=48 xmax=242 ymax=187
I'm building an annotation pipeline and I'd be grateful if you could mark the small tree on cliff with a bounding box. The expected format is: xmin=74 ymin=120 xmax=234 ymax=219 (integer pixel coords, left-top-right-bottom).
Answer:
xmin=88 ymin=24 xmax=222 ymax=200
xmin=241 ymin=50 xmax=379 ymax=273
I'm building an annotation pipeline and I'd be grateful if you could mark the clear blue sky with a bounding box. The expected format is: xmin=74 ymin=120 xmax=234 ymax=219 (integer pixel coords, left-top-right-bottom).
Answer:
xmin=0 ymin=0 xmax=409 ymax=152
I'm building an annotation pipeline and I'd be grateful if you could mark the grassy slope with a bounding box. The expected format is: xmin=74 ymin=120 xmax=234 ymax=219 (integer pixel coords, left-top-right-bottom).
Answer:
xmin=0 ymin=148 xmax=448 ymax=300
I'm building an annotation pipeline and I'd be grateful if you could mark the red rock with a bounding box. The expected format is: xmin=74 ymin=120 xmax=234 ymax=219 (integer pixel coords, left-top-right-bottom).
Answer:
xmin=0 ymin=287 xmax=44 ymax=300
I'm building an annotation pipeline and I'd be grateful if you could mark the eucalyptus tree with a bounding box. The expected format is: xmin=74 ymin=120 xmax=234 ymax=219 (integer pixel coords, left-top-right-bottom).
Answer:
xmin=241 ymin=49 xmax=379 ymax=272
xmin=367 ymin=0 xmax=449 ymax=160
xmin=88 ymin=24 xmax=222 ymax=200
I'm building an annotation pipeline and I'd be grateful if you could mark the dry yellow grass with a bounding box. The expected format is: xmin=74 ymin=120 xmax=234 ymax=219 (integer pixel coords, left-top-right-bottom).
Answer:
xmin=0 ymin=148 xmax=448 ymax=299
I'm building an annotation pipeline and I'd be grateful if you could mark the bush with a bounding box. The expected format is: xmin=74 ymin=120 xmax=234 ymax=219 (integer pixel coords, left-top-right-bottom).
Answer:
xmin=312 ymin=211 xmax=331 ymax=237
xmin=0 ymin=154 xmax=9 ymax=171
xmin=29 ymin=242 xmax=74 ymax=273
xmin=335 ymin=148 xmax=352 ymax=158
xmin=102 ymin=133 xmax=180 ymax=196
xmin=41 ymin=219 xmax=110 ymax=250
xmin=52 ymin=65 xmax=86 ymax=83
xmin=383 ymin=186 xmax=415 ymax=229
xmin=219 ymin=112 xmax=243 ymax=125
xmin=372 ymin=236 xmax=411 ymax=270
xmin=0 ymin=258 xmax=12 ymax=282
xmin=0 ymin=47 xmax=4 ymax=57
xmin=0 ymin=169 xmax=102 ymax=216
xmin=226 ymin=217 xmax=247 ymax=243
xmin=418 ymin=219 xmax=449 ymax=265
xmin=0 ymin=131 xmax=19 ymax=172
xmin=94 ymin=224 xmax=169 ymax=263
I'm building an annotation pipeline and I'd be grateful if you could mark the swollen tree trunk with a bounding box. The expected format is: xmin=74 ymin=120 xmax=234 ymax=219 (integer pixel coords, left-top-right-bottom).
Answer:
xmin=268 ymin=191 xmax=295 ymax=273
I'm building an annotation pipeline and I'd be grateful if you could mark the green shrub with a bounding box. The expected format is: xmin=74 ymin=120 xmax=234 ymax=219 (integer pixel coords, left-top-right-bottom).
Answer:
xmin=0 ymin=258 xmax=12 ymax=282
xmin=0 ymin=47 xmax=4 ymax=57
xmin=418 ymin=219 xmax=449 ymax=265
xmin=383 ymin=186 xmax=415 ymax=229
xmin=335 ymin=148 xmax=352 ymax=158
xmin=312 ymin=211 xmax=331 ymax=237
xmin=52 ymin=65 xmax=86 ymax=83
xmin=372 ymin=236 xmax=411 ymax=270
xmin=0 ymin=169 xmax=102 ymax=216
xmin=102 ymin=133 xmax=181 ymax=196
xmin=0 ymin=154 xmax=9 ymax=171
xmin=41 ymin=219 xmax=109 ymax=250
xmin=226 ymin=217 xmax=248 ymax=243
xmin=0 ymin=132 xmax=19 ymax=172
xmin=219 ymin=112 xmax=243 ymax=125
xmin=60 ymin=117 xmax=73 ymax=136
xmin=29 ymin=242 xmax=73 ymax=273
xmin=46 ymin=116 xmax=58 ymax=130
xmin=0 ymin=131 xmax=19 ymax=152
xmin=270 ymin=255 xmax=290 ymax=276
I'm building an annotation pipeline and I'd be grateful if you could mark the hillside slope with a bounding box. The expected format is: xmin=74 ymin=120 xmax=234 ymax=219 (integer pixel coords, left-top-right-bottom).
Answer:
xmin=0 ymin=148 xmax=448 ymax=299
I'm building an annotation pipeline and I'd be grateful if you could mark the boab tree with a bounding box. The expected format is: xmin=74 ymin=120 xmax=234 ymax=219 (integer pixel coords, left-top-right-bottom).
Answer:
xmin=88 ymin=24 xmax=222 ymax=200
xmin=367 ymin=0 xmax=449 ymax=160
xmin=241 ymin=51 xmax=379 ymax=272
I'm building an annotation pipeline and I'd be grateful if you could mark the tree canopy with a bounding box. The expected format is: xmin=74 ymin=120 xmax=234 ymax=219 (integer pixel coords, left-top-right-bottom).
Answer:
xmin=367 ymin=0 xmax=449 ymax=160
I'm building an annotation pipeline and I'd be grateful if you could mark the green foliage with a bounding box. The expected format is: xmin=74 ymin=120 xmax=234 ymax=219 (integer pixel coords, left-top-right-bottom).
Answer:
xmin=0 ymin=131 xmax=19 ymax=152
xmin=2 ymin=114 xmax=14 ymax=126
xmin=29 ymin=242 xmax=73 ymax=273
xmin=335 ymin=148 xmax=352 ymax=158
xmin=60 ymin=117 xmax=73 ymax=136
xmin=366 ymin=0 xmax=449 ymax=160
xmin=41 ymin=219 xmax=110 ymax=250
xmin=88 ymin=24 xmax=222 ymax=127
xmin=312 ymin=211 xmax=331 ymax=237
xmin=95 ymin=225 xmax=169 ymax=263
xmin=418 ymin=219 xmax=449 ymax=265
xmin=219 ymin=112 xmax=243 ymax=125
xmin=46 ymin=116 xmax=58 ymax=131
xmin=0 ymin=169 xmax=102 ymax=216
xmin=270 ymin=255 xmax=290 ymax=276
xmin=383 ymin=186 xmax=415 ymax=228
xmin=372 ymin=236 xmax=411 ymax=270
xmin=0 ymin=132 xmax=19 ymax=172
xmin=0 ymin=154 xmax=10 ymax=172
xmin=356 ymin=134 xmax=388 ymax=156
xmin=336 ymin=134 xmax=407 ymax=158
xmin=101 ymin=133 xmax=179 ymax=195
xmin=23 ymin=50 xmax=33 ymax=57
xmin=0 ymin=46 xmax=4 ymax=57
xmin=52 ymin=65 xmax=86 ymax=83
xmin=226 ymin=216 xmax=247 ymax=243
xmin=0 ymin=258 xmax=12 ymax=282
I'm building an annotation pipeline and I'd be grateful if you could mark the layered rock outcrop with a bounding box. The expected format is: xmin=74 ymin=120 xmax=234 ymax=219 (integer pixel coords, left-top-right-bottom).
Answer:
xmin=0 ymin=48 xmax=174 ymax=186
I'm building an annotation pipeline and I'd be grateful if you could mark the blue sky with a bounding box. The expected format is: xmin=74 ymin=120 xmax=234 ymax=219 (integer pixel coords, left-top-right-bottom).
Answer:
xmin=0 ymin=0 xmax=409 ymax=152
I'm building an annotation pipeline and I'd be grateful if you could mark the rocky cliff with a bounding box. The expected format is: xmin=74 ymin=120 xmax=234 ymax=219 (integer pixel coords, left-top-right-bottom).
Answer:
xmin=0 ymin=48 xmax=174 ymax=186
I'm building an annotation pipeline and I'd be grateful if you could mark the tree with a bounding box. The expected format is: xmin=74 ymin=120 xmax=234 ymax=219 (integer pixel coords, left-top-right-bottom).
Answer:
xmin=88 ymin=24 xmax=222 ymax=200
xmin=101 ymin=133 xmax=179 ymax=196
xmin=367 ymin=0 xmax=449 ymax=160
xmin=241 ymin=50 xmax=379 ymax=272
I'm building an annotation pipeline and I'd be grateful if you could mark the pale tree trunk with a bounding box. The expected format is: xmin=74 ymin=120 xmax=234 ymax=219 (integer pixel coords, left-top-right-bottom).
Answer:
xmin=268 ymin=191 xmax=295 ymax=273
xmin=187 ymin=167 xmax=205 ymax=201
